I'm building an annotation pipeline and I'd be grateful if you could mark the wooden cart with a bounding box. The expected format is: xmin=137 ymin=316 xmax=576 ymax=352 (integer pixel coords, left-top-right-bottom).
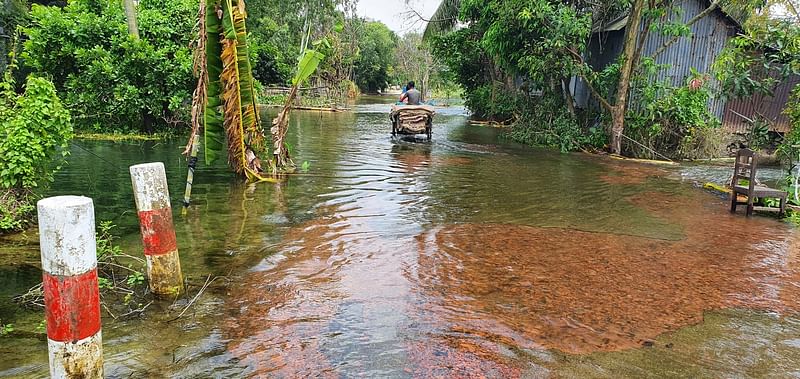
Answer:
xmin=390 ymin=104 xmax=435 ymax=141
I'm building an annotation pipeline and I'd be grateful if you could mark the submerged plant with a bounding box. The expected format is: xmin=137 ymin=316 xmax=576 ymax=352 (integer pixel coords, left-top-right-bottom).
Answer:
xmin=270 ymin=47 xmax=325 ymax=172
xmin=188 ymin=0 xmax=269 ymax=182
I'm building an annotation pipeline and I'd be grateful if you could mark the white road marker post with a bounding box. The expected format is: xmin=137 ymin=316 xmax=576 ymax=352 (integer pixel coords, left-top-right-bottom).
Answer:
xmin=130 ymin=162 xmax=184 ymax=296
xmin=38 ymin=196 xmax=104 ymax=378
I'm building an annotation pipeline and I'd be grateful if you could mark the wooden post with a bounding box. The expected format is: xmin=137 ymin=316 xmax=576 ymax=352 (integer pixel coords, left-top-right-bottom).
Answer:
xmin=38 ymin=196 xmax=103 ymax=378
xmin=130 ymin=162 xmax=184 ymax=296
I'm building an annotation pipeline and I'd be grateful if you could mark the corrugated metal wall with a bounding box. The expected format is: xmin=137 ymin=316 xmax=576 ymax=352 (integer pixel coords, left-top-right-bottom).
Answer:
xmin=575 ymin=0 xmax=736 ymax=119
xmin=723 ymin=75 xmax=799 ymax=133
xmin=640 ymin=0 xmax=735 ymax=119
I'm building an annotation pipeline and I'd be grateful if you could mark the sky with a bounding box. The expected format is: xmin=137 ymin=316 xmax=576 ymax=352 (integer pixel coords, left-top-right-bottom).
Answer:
xmin=356 ymin=0 xmax=443 ymax=35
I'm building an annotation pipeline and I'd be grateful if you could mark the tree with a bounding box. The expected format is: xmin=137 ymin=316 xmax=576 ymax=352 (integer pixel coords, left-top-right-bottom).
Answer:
xmin=0 ymin=0 xmax=27 ymax=73
xmin=420 ymin=0 xmax=461 ymax=42
xmin=354 ymin=21 xmax=397 ymax=93
xmin=22 ymin=0 xmax=195 ymax=133
xmin=394 ymin=33 xmax=435 ymax=98
xmin=246 ymin=0 xmax=340 ymax=85
xmin=714 ymin=0 xmax=800 ymax=164
xmin=429 ymin=0 xmax=761 ymax=155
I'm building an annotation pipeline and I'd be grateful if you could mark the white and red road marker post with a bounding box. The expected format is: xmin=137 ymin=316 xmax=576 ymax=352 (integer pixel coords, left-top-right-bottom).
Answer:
xmin=130 ymin=162 xmax=184 ymax=296
xmin=38 ymin=196 xmax=103 ymax=378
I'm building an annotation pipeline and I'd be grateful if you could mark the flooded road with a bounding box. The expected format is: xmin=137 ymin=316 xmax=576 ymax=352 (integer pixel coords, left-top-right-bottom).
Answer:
xmin=1 ymin=96 xmax=800 ymax=377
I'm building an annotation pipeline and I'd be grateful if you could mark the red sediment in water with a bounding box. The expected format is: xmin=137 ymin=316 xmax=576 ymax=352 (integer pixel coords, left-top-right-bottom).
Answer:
xmin=412 ymin=190 xmax=800 ymax=354
xmin=224 ymin=214 xmax=345 ymax=377
xmin=404 ymin=338 xmax=524 ymax=378
xmin=223 ymin=159 xmax=800 ymax=375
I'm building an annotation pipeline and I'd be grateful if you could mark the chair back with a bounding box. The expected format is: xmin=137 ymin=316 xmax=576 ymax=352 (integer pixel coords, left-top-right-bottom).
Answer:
xmin=732 ymin=149 xmax=758 ymax=191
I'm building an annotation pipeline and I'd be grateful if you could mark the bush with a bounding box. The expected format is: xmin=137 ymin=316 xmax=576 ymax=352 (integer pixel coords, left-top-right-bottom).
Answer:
xmin=21 ymin=0 xmax=195 ymax=133
xmin=0 ymin=76 xmax=72 ymax=189
xmin=678 ymin=126 xmax=731 ymax=160
xmin=0 ymin=75 xmax=73 ymax=233
xmin=626 ymin=72 xmax=722 ymax=159
xmin=506 ymin=95 xmax=607 ymax=153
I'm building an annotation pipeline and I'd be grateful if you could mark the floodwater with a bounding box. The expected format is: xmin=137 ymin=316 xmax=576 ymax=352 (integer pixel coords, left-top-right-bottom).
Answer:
xmin=1 ymin=96 xmax=800 ymax=377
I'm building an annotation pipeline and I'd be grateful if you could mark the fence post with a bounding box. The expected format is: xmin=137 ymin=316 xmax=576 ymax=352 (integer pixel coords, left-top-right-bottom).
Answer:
xmin=130 ymin=162 xmax=184 ymax=296
xmin=38 ymin=196 xmax=103 ymax=378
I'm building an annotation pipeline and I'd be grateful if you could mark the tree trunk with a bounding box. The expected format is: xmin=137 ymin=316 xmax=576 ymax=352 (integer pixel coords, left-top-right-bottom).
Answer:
xmin=123 ymin=0 xmax=139 ymax=38
xmin=271 ymin=85 xmax=299 ymax=172
xmin=610 ymin=0 xmax=646 ymax=155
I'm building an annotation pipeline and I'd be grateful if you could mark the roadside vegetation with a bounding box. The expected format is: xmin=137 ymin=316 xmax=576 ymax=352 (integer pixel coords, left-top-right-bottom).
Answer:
xmin=0 ymin=50 xmax=72 ymax=234
xmin=426 ymin=0 xmax=799 ymax=158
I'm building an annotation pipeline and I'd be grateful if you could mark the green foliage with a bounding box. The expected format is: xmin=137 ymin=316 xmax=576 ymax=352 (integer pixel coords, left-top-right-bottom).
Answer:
xmin=433 ymin=27 xmax=507 ymax=119
xmin=96 ymin=220 xmax=122 ymax=260
xmin=470 ymin=0 xmax=592 ymax=85
xmin=507 ymin=95 xmax=606 ymax=153
xmin=713 ymin=19 xmax=800 ymax=99
xmin=0 ymin=323 xmax=13 ymax=336
xmin=787 ymin=86 xmax=800 ymax=131
xmin=293 ymin=49 xmax=326 ymax=86
xmin=0 ymin=75 xmax=72 ymax=190
xmin=22 ymin=0 xmax=195 ymax=133
xmin=0 ymin=0 xmax=28 ymax=73
xmin=95 ymin=220 xmax=147 ymax=292
xmin=467 ymin=85 xmax=520 ymax=121
xmin=626 ymin=71 xmax=723 ymax=159
xmin=0 ymin=189 xmax=34 ymax=232
xmin=245 ymin=0 xmax=341 ymax=85
xmin=354 ymin=21 xmax=397 ymax=93
xmin=776 ymin=86 xmax=800 ymax=170
xmin=745 ymin=117 xmax=773 ymax=150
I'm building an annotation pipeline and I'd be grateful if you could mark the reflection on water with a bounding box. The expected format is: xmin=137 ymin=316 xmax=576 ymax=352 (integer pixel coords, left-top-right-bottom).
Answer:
xmin=1 ymin=96 xmax=799 ymax=377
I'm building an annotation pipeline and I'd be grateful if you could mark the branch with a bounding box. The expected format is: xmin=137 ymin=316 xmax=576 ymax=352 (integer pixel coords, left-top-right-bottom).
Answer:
xmin=566 ymin=47 xmax=614 ymax=112
xmin=649 ymin=0 xmax=721 ymax=61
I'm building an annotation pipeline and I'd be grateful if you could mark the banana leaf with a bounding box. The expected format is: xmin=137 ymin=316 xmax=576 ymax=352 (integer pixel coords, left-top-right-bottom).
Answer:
xmin=204 ymin=0 xmax=224 ymax=165
xmin=231 ymin=0 xmax=262 ymax=152
xmin=292 ymin=49 xmax=325 ymax=86
xmin=219 ymin=0 xmax=266 ymax=180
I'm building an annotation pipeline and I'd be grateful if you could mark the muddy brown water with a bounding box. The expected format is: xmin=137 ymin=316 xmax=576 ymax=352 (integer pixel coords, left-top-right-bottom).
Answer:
xmin=1 ymin=96 xmax=799 ymax=377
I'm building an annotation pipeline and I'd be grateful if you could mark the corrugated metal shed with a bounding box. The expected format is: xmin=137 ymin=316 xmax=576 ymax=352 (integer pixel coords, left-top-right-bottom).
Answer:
xmin=639 ymin=0 xmax=736 ymax=119
xmin=575 ymin=0 xmax=737 ymax=119
xmin=723 ymin=75 xmax=799 ymax=133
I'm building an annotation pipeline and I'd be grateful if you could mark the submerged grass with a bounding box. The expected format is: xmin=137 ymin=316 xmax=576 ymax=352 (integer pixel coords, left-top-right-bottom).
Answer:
xmin=76 ymin=132 xmax=174 ymax=142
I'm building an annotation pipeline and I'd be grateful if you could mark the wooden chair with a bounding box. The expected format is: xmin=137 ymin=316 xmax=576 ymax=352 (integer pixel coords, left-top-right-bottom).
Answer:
xmin=730 ymin=149 xmax=787 ymax=216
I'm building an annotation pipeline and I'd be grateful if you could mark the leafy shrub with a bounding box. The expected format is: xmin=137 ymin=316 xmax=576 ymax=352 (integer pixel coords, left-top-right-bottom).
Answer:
xmin=0 ymin=189 xmax=35 ymax=232
xmin=678 ymin=126 xmax=731 ymax=160
xmin=626 ymin=72 xmax=722 ymax=159
xmin=0 ymin=75 xmax=73 ymax=233
xmin=0 ymin=76 xmax=72 ymax=189
xmin=506 ymin=95 xmax=607 ymax=153
xmin=22 ymin=0 xmax=195 ymax=133
xmin=466 ymin=85 xmax=521 ymax=121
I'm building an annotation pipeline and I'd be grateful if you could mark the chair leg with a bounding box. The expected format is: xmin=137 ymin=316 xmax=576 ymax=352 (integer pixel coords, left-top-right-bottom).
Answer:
xmin=730 ymin=192 xmax=737 ymax=213
xmin=746 ymin=195 xmax=754 ymax=217
xmin=780 ymin=196 xmax=787 ymax=217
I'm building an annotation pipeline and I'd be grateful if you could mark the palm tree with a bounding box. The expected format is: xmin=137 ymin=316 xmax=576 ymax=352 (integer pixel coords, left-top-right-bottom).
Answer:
xmin=422 ymin=0 xmax=462 ymax=42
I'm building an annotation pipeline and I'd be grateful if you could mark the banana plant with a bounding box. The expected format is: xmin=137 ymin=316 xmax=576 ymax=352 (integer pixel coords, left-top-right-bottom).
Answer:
xmin=187 ymin=0 xmax=270 ymax=183
xmin=270 ymin=46 xmax=325 ymax=173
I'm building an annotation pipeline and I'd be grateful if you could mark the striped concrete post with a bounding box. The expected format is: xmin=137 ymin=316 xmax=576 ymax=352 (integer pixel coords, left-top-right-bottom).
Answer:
xmin=130 ymin=162 xmax=184 ymax=296
xmin=37 ymin=196 xmax=103 ymax=378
